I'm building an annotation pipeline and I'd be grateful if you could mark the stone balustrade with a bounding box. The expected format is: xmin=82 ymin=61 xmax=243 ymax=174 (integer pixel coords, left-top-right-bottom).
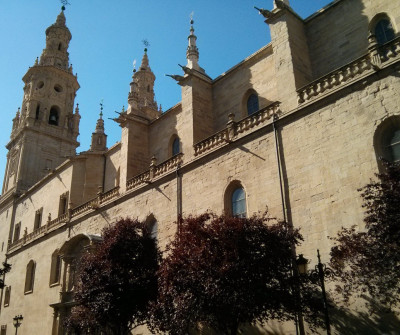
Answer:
xmin=126 ymin=171 xmax=151 ymax=191
xmin=298 ymin=37 xmax=400 ymax=104
xmin=154 ymin=153 xmax=183 ymax=178
xmin=194 ymin=102 xmax=279 ymax=156
xmin=194 ymin=129 xmax=229 ymax=156
xmin=99 ymin=186 xmax=120 ymax=204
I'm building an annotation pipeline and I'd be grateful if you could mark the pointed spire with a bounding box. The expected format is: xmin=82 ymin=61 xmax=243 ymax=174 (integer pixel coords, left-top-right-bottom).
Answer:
xmin=140 ymin=49 xmax=150 ymax=71
xmin=90 ymin=101 xmax=107 ymax=151
xmin=186 ymin=16 xmax=200 ymax=70
xmin=55 ymin=9 xmax=67 ymax=27
xmin=74 ymin=103 xmax=80 ymax=115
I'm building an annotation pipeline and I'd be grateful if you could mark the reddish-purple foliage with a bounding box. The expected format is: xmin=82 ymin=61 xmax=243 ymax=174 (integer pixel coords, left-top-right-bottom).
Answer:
xmin=65 ymin=218 xmax=160 ymax=335
xmin=330 ymin=162 xmax=400 ymax=309
xmin=151 ymin=213 xmax=321 ymax=335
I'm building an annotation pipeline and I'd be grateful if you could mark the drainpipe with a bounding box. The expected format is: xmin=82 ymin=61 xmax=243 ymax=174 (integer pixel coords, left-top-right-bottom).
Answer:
xmin=272 ymin=113 xmax=305 ymax=335
xmin=176 ymin=165 xmax=182 ymax=234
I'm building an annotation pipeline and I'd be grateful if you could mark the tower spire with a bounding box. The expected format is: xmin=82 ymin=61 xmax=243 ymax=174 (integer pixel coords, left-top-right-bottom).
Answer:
xmin=39 ymin=7 xmax=72 ymax=69
xmin=126 ymin=48 xmax=159 ymax=120
xmin=186 ymin=14 xmax=205 ymax=74
xmin=90 ymin=101 xmax=107 ymax=151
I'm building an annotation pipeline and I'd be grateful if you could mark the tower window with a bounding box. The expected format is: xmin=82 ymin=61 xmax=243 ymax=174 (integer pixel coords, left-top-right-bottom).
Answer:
xmin=375 ymin=19 xmax=395 ymax=45
xmin=58 ymin=43 xmax=62 ymax=51
xmin=49 ymin=106 xmax=59 ymax=126
xmin=35 ymin=104 xmax=40 ymax=120
xmin=54 ymin=84 xmax=63 ymax=93
xmin=247 ymin=94 xmax=259 ymax=115
xmin=37 ymin=81 xmax=44 ymax=89
xmin=24 ymin=260 xmax=36 ymax=294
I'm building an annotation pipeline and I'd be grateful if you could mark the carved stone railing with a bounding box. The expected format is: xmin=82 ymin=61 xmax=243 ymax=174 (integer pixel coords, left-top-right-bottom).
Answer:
xmin=70 ymin=197 xmax=99 ymax=217
xmin=154 ymin=153 xmax=183 ymax=178
xmin=194 ymin=102 xmax=279 ymax=156
xmin=298 ymin=37 xmax=400 ymax=104
xmin=194 ymin=129 xmax=229 ymax=156
xmin=99 ymin=186 xmax=120 ymax=204
xmin=235 ymin=102 xmax=278 ymax=135
xmin=49 ymin=212 xmax=68 ymax=227
xmin=126 ymin=171 xmax=151 ymax=191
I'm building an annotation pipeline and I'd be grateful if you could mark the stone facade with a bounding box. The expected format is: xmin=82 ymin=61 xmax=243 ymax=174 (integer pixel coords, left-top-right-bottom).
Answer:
xmin=1 ymin=0 xmax=400 ymax=334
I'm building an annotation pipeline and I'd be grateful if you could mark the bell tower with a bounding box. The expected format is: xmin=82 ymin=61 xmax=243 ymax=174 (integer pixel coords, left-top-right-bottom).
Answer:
xmin=2 ymin=7 xmax=80 ymax=195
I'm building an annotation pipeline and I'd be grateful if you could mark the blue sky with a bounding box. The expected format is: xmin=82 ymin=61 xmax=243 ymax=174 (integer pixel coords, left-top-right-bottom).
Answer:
xmin=0 ymin=0 xmax=332 ymax=186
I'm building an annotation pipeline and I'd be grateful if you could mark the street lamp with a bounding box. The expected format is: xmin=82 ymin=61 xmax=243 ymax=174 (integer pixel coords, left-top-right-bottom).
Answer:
xmin=296 ymin=250 xmax=333 ymax=335
xmin=12 ymin=315 xmax=23 ymax=335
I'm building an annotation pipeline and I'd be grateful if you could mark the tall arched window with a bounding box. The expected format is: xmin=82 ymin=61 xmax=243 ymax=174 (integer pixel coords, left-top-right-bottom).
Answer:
xmin=49 ymin=106 xmax=59 ymax=126
xmin=375 ymin=19 xmax=395 ymax=45
xmin=49 ymin=250 xmax=62 ymax=286
xmin=388 ymin=129 xmax=400 ymax=163
xmin=232 ymin=187 xmax=247 ymax=218
xmin=225 ymin=181 xmax=247 ymax=218
xmin=247 ymin=94 xmax=259 ymax=115
xmin=172 ymin=136 xmax=180 ymax=156
xmin=24 ymin=260 xmax=36 ymax=294
xmin=4 ymin=286 xmax=10 ymax=307
xmin=374 ymin=116 xmax=400 ymax=167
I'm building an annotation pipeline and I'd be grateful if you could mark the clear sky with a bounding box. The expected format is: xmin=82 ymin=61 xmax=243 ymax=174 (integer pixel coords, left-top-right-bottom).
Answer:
xmin=0 ymin=0 xmax=332 ymax=187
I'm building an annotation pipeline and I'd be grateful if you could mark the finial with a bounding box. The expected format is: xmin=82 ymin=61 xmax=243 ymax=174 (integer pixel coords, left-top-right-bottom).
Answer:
xmin=122 ymin=105 xmax=125 ymax=113
xmin=34 ymin=57 xmax=39 ymax=66
xmin=100 ymin=100 xmax=104 ymax=119
xmin=133 ymin=59 xmax=137 ymax=73
xmin=142 ymin=39 xmax=150 ymax=53
xmin=75 ymin=103 xmax=80 ymax=115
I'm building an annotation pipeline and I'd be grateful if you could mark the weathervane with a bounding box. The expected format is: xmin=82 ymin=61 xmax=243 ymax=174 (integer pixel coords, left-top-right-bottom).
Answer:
xmin=142 ymin=39 xmax=150 ymax=52
xmin=60 ymin=0 xmax=70 ymax=10
xmin=100 ymin=100 xmax=104 ymax=119
xmin=133 ymin=59 xmax=137 ymax=72
xmin=190 ymin=11 xmax=194 ymax=23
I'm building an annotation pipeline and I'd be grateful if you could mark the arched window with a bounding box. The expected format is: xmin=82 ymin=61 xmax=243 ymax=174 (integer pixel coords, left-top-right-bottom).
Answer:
xmin=247 ymin=94 xmax=259 ymax=115
xmin=50 ymin=250 xmax=62 ymax=286
xmin=35 ymin=104 xmax=40 ymax=120
xmin=375 ymin=19 xmax=395 ymax=45
xmin=374 ymin=116 xmax=400 ymax=166
xmin=4 ymin=286 xmax=10 ymax=307
xmin=224 ymin=181 xmax=247 ymax=218
xmin=172 ymin=136 xmax=180 ymax=156
xmin=49 ymin=106 xmax=59 ymax=126
xmin=149 ymin=220 xmax=158 ymax=240
xmin=387 ymin=129 xmax=400 ymax=163
xmin=24 ymin=260 xmax=36 ymax=294
xmin=232 ymin=187 xmax=247 ymax=218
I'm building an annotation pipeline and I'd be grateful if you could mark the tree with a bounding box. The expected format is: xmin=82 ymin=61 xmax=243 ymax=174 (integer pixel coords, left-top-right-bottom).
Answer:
xmin=330 ymin=162 xmax=400 ymax=309
xmin=0 ymin=261 xmax=11 ymax=289
xmin=151 ymin=213 xmax=322 ymax=335
xmin=65 ymin=218 xmax=160 ymax=335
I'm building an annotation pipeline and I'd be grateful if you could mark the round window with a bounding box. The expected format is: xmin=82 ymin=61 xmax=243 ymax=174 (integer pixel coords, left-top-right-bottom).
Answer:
xmin=54 ymin=84 xmax=63 ymax=93
xmin=37 ymin=81 xmax=44 ymax=89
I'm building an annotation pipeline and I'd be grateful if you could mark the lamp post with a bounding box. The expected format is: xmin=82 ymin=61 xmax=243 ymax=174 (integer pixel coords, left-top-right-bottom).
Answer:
xmin=13 ymin=315 xmax=23 ymax=335
xmin=296 ymin=250 xmax=333 ymax=335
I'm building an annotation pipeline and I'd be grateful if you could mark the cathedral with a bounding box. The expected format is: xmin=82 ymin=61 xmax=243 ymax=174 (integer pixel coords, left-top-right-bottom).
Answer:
xmin=0 ymin=0 xmax=400 ymax=333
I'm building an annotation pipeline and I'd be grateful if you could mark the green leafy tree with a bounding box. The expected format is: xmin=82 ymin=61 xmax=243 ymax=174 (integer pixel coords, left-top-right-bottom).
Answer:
xmin=0 ymin=261 xmax=11 ymax=289
xmin=330 ymin=162 xmax=400 ymax=309
xmin=65 ymin=218 xmax=160 ymax=335
xmin=151 ymin=213 xmax=321 ymax=335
